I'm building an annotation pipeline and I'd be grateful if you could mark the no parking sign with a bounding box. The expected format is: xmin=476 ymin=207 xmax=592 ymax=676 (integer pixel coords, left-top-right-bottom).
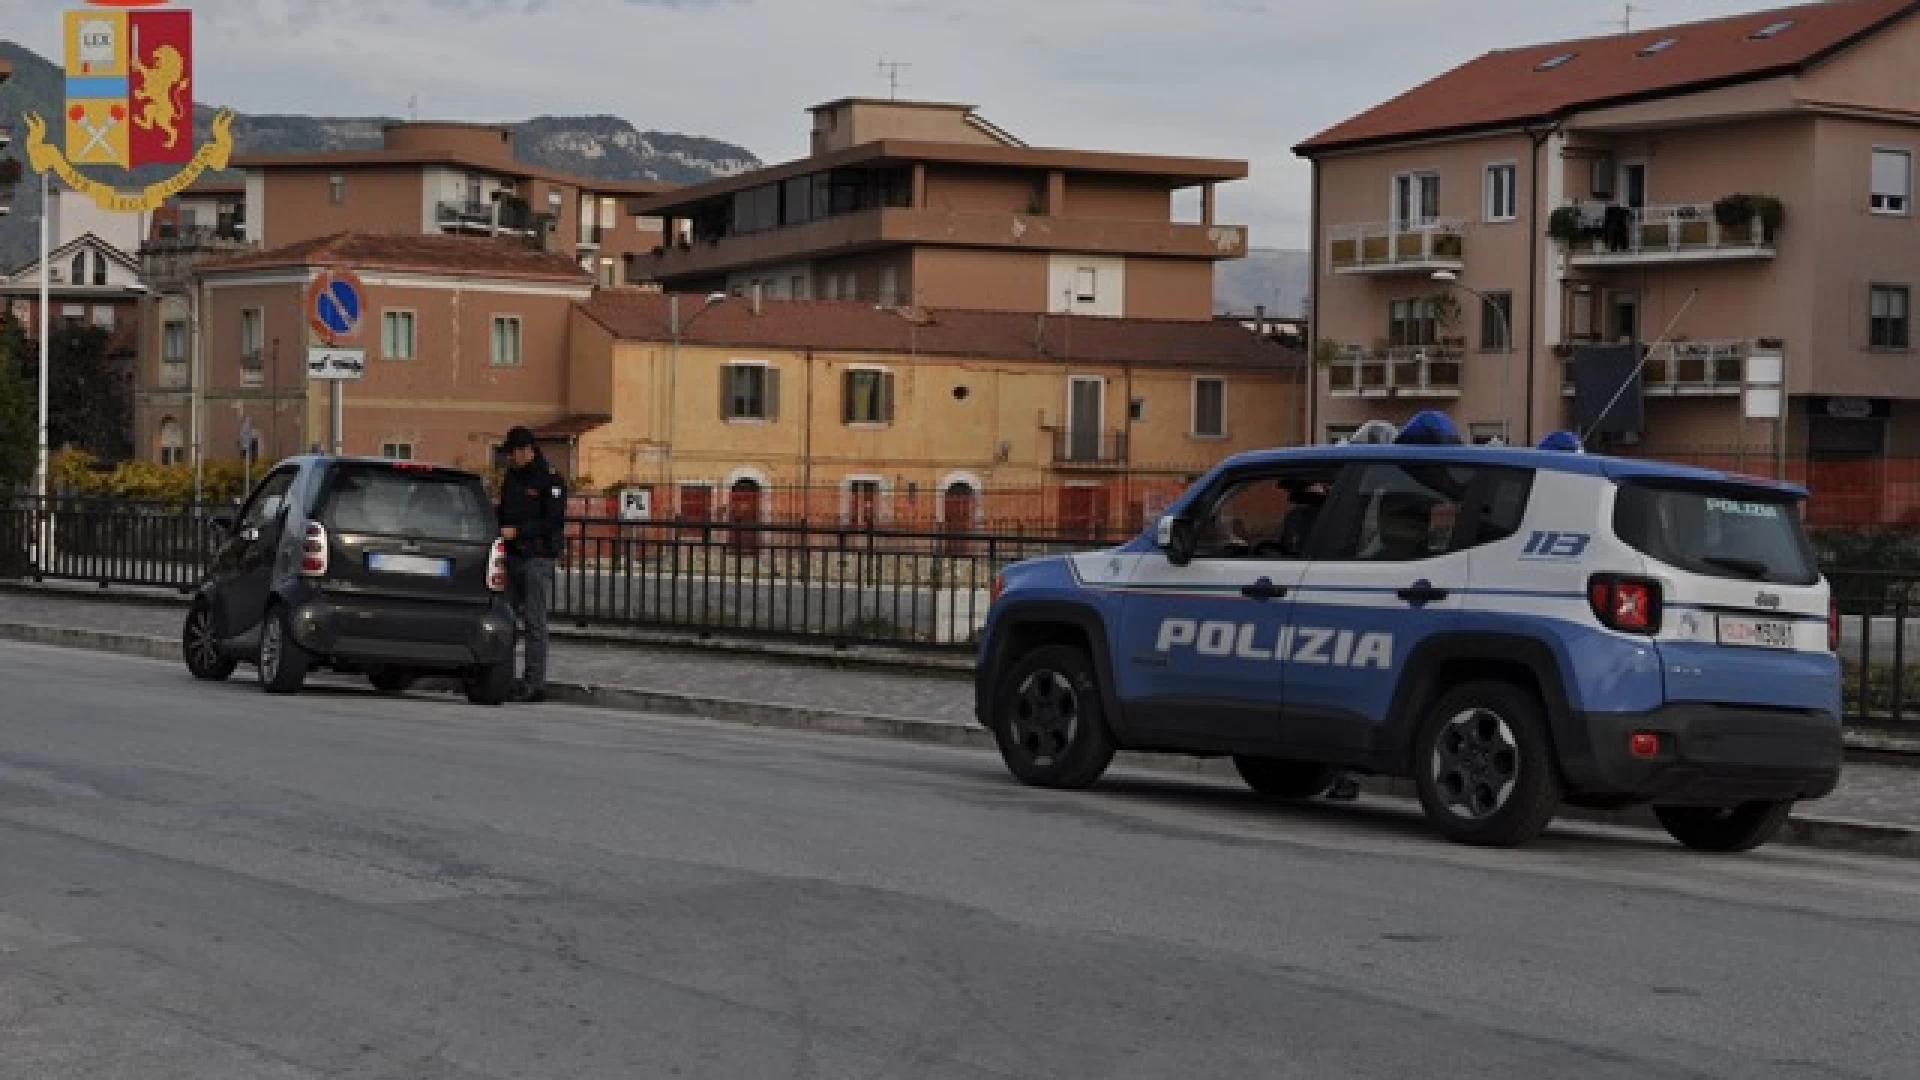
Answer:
xmin=308 ymin=268 xmax=367 ymax=346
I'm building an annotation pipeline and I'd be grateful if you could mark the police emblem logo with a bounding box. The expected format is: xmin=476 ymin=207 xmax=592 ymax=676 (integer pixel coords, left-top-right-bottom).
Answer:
xmin=22 ymin=0 xmax=236 ymax=214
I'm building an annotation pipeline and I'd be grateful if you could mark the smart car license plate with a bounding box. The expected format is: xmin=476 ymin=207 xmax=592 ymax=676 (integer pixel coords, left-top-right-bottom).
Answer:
xmin=1717 ymin=616 xmax=1795 ymax=650
xmin=367 ymin=552 xmax=452 ymax=577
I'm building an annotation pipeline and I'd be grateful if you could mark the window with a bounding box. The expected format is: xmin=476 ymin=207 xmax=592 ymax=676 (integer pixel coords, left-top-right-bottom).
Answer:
xmin=1637 ymin=37 xmax=1678 ymax=57
xmin=722 ymin=362 xmax=780 ymax=421
xmin=1323 ymin=462 xmax=1532 ymax=563
xmin=69 ymin=253 xmax=85 ymax=284
xmin=1479 ymin=291 xmax=1514 ymax=351
xmin=1075 ymin=267 xmax=1098 ymax=304
xmin=1871 ymin=284 xmax=1910 ymax=349
xmin=161 ymin=319 xmax=187 ymax=385
xmin=1872 ymin=148 xmax=1910 ymax=214
xmin=1485 ymin=163 xmax=1517 ymax=222
xmin=846 ymin=479 xmax=884 ymax=527
xmin=1469 ymin=423 xmax=1507 ymax=446
xmin=1535 ymin=52 xmax=1576 ymax=71
xmin=318 ymin=464 xmax=495 ymax=543
xmin=1326 ymin=424 xmax=1359 ymax=445
xmin=491 ymin=316 xmax=523 ymax=367
xmin=879 ymin=266 xmax=899 ymax=307
xmin=381 ymin=310 xmax=416 ymax=361
xmin=1751 ymin=20 xmax=1793 ymax=40
xmin=599 ymin=197 xmax=617 ymax=232
xmin=328 ymin=176 xmax=346 ymax=205
xmin=791 ymin=275 xmax=808 ymax=300
xmin=1191 ymin=378 xmax=1226 ymax=438
xmin=240 ymin=308 xmax=264 ymax=385
xmin=1193 ymin=466 xmax=1342 ymax=560
xmin=1393 ymin=172 xmax=1440 ymax=226
xmin=380 ymin=441 xmax=415 ymax=461
xmin=600 ymin=258 xmax=618 ymax=289
xmin=158 ymin=417 xmax=183 ymax=466
xmin=1389 ymin=296 xmax=1438 ymax=347
xmin=843 ymin=272 xmax=858 ymax=301
xmin=1614 ymin=483 xmax=1817 ymax=587
xmin=239 ymin=469 xmax=299 ymax=537
xmin=821 ymin=275 xmax=839 ymax=301
xmin=843 ymin=368 xmax=896 ymax=425
xmin=91 ymin=305 xmax=115 ymax=331
xmin=92 ymin=252 xmax=107 ymax=286
xmin=1129 ymin=397 xmax=1145 ymax=421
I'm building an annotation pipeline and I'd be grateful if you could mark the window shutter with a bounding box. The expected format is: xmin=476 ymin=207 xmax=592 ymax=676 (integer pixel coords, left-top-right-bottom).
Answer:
xmin=720 ymin=365 xmax=734 ymax=421
xmin=842 ymin=370 xmax=856 ymax=424
xmin=766 ymin=368 xmax=782 ymax=420
xmin=881 ymin=372 xmax=896 ymax=424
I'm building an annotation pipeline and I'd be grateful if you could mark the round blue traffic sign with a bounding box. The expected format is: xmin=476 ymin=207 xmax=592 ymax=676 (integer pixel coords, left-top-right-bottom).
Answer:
xmin=308 ymin=268 xmax=366 ymax=346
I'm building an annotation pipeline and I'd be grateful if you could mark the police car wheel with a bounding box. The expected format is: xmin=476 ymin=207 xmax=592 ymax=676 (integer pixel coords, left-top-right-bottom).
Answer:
xmin=1233 ymin=757 xmax=1338 ymax=801
xmin=993 ymin=645 xmax=1115 ymax=789
xmin=1414 ymin=681 xmax=1561 ymax=847
xmin=1654 ymin=801 xmax=1792 ymax=853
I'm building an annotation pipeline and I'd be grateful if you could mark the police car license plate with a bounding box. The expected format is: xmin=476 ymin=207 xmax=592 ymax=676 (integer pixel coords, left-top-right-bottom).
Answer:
xmin=367 ymin=552 xmax=452 ymax=577
xmin=1717 ymin=616 xmax=1794 ymax=650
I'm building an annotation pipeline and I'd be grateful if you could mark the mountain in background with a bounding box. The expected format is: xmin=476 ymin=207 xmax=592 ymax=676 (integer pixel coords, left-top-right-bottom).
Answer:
xmin=1215 ymin=247 xmax=1311 ymax=319
xmin=0 ymin=40 xmax=761 ymax=268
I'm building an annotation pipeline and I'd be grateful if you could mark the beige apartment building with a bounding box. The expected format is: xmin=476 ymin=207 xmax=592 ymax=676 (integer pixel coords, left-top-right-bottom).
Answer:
xmin=1298 ymin=0 xmax=1920 ymax=465
xmin=629 ymin=98 xmax=1248 ymax=320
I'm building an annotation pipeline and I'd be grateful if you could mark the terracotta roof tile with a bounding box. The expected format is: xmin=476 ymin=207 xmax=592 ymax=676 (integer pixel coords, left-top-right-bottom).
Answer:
xmin=579 ymin=291 xmax=1302 ymax=371
xmin=199 ymin=232 xmax=592 ymax=283
xmin=1297 ymin=0 xmax=1919 ymax=154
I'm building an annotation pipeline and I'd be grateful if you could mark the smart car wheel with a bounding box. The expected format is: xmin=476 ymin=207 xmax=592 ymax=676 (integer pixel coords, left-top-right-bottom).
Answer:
xmin=992 ymin=644 xmax=1115 ymax=790
xmin=258 ymin=603 xmax=311 ymax=696
xmin=1233 ymin=756 xmax=1338 ymax=801
xmin=1414 ymin=680 xmax=1561 ymax=847
xmin=1655 ymin=801 xmax=1793 ymax=853
xmin=182 ymin=600 xmax=236 ymax=682
xmin=465 ymin=659 xmax=514 ymax=707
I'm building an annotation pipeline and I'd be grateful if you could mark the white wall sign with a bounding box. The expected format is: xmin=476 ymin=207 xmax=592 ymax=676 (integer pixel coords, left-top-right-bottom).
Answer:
xmin=307 ymin=348 xmax=366 ymax=382
xmin=618 ymin=487 xmax=653 ymax=522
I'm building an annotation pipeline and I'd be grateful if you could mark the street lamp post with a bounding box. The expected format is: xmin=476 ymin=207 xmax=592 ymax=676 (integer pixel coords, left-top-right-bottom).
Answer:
xmin=663 ymin=292 xmax=729 ymax=481
xmin=1433 ymin=269 xmax=1512 ymax=444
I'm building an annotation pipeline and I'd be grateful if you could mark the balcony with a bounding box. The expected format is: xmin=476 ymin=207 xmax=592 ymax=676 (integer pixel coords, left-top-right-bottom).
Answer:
xmin=1561 ymin=202 xmax=1775 ymax=267
xmin=1560 ymin=340 xmax=1772 ymax=397
xmin=435 ymin=199 xmax=545 ymax=238
xmin=1327 ymin=219 xmax=1465 ymax=276
xmin=140 ymin=229 xmax=256 ymax=289
xmin=1327 ymin=346 xmax=1464 ymax=400
xmin=1053 ymin=429 xmax=1130 ymax=469
xmin=646 ymin=208 xmax=1248 ymax=280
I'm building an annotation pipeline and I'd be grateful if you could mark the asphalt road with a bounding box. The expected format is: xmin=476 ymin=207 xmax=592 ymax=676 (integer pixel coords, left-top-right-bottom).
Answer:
xmin=2 ymin=642 xmax=1919 ymax=1079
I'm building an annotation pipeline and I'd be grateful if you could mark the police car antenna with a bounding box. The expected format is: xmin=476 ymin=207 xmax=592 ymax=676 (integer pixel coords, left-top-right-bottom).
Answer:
xmin=1577 ymin=287 xmax=1699 ymax=450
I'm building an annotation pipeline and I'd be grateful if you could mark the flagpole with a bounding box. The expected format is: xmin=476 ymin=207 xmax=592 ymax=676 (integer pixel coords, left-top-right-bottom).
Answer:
xmin=36 ymin=167 xmax=49 ymax=504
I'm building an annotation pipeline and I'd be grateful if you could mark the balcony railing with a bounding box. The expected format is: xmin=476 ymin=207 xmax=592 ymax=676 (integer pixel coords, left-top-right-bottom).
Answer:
xmin=1563 ymin=202 xmax=1774 ymax=266
xmin=1327 ymin=219 xmax=1466 ymax=275
xmin=1053 ymin=430 xmax=1130 ymax=468
xmin=158 ymin=361 xmax=189 ymax=391
xmin=1327 ymin=346 xmax=1464 ymax=399
xmin=1560 ymin=340 xmax=1767 ymax=397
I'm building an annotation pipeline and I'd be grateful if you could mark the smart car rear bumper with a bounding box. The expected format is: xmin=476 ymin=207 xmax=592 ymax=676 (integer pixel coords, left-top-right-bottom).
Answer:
xmin=287 ymin=593 xmax=517 ymax=671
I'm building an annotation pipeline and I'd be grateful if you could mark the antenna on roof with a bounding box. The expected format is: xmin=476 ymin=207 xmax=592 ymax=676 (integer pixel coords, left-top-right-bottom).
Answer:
xmin=408 ymin=93 xmax=419 ymax=122
xmin=877 ymin=58 xmax=912 ymax=100
xmin=1604 ymin=2 xmax=1648 ymax=33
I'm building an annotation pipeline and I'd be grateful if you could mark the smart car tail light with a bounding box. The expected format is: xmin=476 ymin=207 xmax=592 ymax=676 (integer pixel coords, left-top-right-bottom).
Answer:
xmin=300 ymin=522 xmax=329 ymax=577
xmin=488 ymin=538 xmax=509 ymax=593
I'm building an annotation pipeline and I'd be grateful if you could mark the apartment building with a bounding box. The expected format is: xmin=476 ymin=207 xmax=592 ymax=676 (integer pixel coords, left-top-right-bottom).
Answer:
xmin=1297 ymin=0 xmax=1920 ymax=466
xmin=132 ymin=232 xmax=593 ymax=471
xmin=565 ymin=291 xmax=1302 ymax=531
xmin=231 ymin=122 xmax=671 ymax=288
xmin=0 ymin=233 xmax=145 ymax=354
xmin=628 ymin=98 xmax=1249 ymax=320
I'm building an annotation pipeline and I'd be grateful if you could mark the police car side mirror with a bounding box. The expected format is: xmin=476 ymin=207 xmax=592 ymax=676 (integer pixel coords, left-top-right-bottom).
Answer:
xmin=1157 ymin=515 xmax=1197 ymax=567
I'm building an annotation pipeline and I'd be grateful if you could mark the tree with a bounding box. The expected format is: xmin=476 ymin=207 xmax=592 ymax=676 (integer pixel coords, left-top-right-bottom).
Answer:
xmin=0 ymin=321 xmax=33 ymax=497
xmin=13 ymin=321 xmax=132 ymax=463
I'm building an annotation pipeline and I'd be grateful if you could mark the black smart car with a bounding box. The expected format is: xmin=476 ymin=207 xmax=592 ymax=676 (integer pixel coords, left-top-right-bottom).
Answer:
xmin=182 ymin=456 xmax=519 ymax=704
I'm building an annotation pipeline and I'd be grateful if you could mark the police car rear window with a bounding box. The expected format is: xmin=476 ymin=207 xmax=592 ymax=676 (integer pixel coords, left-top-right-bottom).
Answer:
xmin=320 ymin=466 xmax=494 ymax=543
xmin=1613 ymin=482 xmax=1817 ymax=586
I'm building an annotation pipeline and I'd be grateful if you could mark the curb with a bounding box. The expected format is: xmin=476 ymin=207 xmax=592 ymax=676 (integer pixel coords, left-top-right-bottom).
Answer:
xmin=3 ymin=618 xmax=1918 ymax=861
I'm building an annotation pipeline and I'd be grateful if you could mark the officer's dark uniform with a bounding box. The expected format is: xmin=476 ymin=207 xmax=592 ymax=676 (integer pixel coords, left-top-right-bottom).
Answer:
xmin=497 ymin=428 xmax=567 ymax=702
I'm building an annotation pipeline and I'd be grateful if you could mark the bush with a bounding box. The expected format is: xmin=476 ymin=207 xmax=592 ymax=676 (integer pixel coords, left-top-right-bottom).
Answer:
xmin=49 ymin=448 xmax=251 ymax=506
xmin=1548 ymin=206 xmax=1585 ymax=244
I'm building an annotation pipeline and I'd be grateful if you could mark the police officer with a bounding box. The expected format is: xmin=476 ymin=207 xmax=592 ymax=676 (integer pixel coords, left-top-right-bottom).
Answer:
xmin=497 ymin=426 xmax=567 ymax=703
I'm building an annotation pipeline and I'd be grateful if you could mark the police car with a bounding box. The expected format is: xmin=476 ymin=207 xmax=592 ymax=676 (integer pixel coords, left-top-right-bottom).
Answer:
xmin=975 ymin=413 xmax=1842 ymax=851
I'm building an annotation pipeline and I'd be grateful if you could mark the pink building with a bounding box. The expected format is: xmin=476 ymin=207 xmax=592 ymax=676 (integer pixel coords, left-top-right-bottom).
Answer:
xmin=1297 ymin=0 xmax=1920 ymax=469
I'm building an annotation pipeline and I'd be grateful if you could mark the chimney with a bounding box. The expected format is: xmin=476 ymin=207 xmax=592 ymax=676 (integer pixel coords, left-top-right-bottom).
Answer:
xmin=751 ymin=280 xmax=764 ymax=316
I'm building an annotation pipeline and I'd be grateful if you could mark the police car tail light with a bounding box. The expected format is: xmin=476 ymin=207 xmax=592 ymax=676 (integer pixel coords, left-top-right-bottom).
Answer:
xmin=299 ymin=522 xmax=329 ymax=577
xmin=991 ymin=575 xmax=1006 ymax=606
xmin=487 ymin=538 xmax=509 ymax=593
xmin=1588 ymin=575 xmax=1661 ymax=634
xmin=1829 ymin=601 xmax=1840 ymax=653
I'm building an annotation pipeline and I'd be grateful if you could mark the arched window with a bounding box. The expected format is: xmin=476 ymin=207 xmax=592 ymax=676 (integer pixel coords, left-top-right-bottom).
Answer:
xmin=92 ymin=252 xmax=107 ymax=287
xmin=159 ymin=417 xmax=184 ymax=466
xmin=70 ymin=252 xmax=86 ymax=284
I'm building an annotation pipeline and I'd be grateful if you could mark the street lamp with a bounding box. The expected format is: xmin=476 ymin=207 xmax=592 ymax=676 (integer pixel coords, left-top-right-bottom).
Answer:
xmin=663 ymin=291 xmax=728 ymax=477
xmin=1433 ymin=269 xmax=1512 ymax=444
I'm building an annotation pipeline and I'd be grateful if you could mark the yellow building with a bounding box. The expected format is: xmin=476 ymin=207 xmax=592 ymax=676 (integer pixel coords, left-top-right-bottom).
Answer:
xmin=566 ymin=291 xmax=1304 ymax=533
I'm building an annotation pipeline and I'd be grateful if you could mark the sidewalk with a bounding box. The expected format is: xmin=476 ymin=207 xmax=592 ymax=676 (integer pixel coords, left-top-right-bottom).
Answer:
xmin=5 ymin=583 xmax=1920 ymax=838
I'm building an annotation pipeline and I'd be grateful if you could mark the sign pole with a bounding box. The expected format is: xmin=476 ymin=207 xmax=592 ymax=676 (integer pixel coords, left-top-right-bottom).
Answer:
xmin=330 ymin=382 xmax=344 ymax=455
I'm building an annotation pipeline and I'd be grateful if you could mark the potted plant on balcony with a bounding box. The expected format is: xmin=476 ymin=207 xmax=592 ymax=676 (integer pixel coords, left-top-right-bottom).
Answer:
xmin=1548 ymin=205 xmax=1585 ymax=245
xmin=1714 ymin=193 xmax=1784 ymax=244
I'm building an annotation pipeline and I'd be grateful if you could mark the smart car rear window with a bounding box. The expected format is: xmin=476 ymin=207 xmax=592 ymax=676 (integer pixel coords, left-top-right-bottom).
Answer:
xmin=320 ymin=465 xmax=494 ymax=543
xmin=1613 ymin=481 xmax=1817 ymax=586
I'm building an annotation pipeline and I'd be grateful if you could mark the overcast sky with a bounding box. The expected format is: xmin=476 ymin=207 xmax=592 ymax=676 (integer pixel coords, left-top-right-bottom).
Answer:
xmin=3 ymin=0 xmax=1786 ymax=247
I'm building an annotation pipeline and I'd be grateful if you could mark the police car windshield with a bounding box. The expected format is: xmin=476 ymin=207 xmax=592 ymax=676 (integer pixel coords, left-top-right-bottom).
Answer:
xmin=1613 ymin=482 xmax=1817 ymax=587
xmin=322 ymin=465 xmax=494 ymax=543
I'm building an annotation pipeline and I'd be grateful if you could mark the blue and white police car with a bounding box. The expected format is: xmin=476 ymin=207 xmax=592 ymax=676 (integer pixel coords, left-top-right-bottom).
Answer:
xmin=975 ymin=414 xmax=1842 ymax=851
